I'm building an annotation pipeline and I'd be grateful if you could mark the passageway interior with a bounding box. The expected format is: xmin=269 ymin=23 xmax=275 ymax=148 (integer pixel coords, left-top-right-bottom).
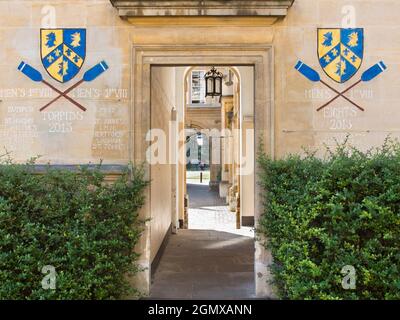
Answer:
xmin=150 ymin=181 xmax=254 ymax=299
xmin=149 ymin=66 xmax=255 ymax=299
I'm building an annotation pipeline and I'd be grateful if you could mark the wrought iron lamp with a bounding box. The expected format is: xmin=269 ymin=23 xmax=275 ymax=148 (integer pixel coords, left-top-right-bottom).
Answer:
xmin=204 ymin=67 xmax=223 ymax=98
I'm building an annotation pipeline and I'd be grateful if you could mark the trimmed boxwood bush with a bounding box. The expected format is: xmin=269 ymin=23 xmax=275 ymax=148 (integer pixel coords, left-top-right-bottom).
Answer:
xmin=0 ymin=160 xmax=148 ymax=300
xmin=258 ymin=139 xmax=400 ymax=300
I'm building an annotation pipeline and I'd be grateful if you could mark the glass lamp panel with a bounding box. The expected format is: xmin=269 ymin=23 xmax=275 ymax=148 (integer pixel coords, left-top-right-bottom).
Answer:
xmin=207 ymin=78 xmax=214 ymax=95
xmin=215 ymin=77 xmax=222 ymax=94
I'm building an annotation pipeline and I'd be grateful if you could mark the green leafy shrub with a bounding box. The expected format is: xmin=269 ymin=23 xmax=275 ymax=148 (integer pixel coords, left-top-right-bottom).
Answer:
xmin=258 ymin=140 xmax=400 ymax=300
xmin=0 ymin=160 xmax=148 ymax=300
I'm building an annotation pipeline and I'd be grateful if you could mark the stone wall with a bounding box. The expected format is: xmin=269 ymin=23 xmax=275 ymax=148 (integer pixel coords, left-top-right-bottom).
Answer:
xmin=274 ymin=0 xmax=400 ymax=157
xmin=1 ymin=0 xmax=399 ymax=297
xmin=2 ymin=0 xmax=398 ymax=164
xmin=0 ymin=0 xmax=130 ymax=164
xmin=149 ymin=67 xmax=176 ymax=263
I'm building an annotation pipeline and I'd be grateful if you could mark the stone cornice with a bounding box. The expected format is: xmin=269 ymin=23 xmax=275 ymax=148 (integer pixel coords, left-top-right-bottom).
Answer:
xmin=110 ymin=1 xmax=295 ymax=18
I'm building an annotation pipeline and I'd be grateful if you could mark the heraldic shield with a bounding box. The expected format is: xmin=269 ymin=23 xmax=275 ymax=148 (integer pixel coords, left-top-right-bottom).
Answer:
xmin=40 ymin=28 xmax=86 ymax=83
xmin=318 ymin=28 xmax=364 ymax=83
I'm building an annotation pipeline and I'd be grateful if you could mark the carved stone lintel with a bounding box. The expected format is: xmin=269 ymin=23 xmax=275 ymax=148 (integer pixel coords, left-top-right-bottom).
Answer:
xmin=110 ymin=1 xmax=295 ymax=18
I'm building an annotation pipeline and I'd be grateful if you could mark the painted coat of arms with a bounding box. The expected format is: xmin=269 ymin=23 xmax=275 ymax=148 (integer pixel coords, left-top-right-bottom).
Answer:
xmin=317 ymin=28 xmax=364 ymax=83
xmin=40 ymin=28 xmax=86 ymax=83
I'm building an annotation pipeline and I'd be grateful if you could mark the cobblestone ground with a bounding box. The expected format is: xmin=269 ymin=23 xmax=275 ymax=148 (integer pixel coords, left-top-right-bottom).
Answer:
xmin=150 ymin=183 xmax=255 ymax=299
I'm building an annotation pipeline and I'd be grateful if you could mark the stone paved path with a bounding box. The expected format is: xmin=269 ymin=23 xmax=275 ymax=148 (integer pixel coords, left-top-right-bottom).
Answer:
xmin=150 ymin=183 xmax=255 ymax=300
xmin=187 ymin=183 xmax=226 ymax=208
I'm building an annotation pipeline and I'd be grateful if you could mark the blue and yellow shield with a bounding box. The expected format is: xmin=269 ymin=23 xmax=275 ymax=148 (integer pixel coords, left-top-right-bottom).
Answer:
xmin=318 ymin=28 xmax=364 ymax=83
xmin=40 ymin=28 xmax=86 ymax=83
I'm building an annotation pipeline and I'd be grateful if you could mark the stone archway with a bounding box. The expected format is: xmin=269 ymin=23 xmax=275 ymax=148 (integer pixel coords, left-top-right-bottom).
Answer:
xmin=131 ymin=44 xmax=275 ymax=298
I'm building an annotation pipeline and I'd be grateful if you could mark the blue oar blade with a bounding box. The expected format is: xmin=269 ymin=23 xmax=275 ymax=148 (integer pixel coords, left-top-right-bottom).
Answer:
xmin=361 ymin=61 xmax=387 ymax=82
xmin=83 ymin=61 xmax=109 ymax=82
xmin=17 ymin=61 xmax=43 ymax=82
xmin=295 ymin=61 xmax=320 ymax=82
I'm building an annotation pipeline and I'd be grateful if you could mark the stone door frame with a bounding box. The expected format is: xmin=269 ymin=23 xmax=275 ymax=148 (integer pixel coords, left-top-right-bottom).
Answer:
xmin=131 ymin=43 xmax=275 ymax=298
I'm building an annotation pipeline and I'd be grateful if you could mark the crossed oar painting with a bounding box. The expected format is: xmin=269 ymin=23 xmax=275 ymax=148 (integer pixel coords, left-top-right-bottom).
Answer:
xmin=295 ymin=60 xmax=387 ymax=112
xmin=295 ymin=28 xmax=387 ymax=112
xmin=17 ymin=28 xmax=109 ymax=112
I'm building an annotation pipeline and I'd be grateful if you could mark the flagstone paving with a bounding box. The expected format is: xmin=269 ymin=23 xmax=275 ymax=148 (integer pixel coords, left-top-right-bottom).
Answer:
xmin=150 ymin=183 xmax=255 ymax=300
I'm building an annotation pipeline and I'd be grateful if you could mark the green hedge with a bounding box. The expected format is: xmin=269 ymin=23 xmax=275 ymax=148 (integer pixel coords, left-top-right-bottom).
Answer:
xmin=0 ymin=161 xmax=148 ymax=300
xmin=258 ymin=140 xmax=400 ymax=300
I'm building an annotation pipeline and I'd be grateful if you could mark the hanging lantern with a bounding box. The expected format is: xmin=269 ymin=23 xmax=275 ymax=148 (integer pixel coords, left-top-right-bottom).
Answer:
xmin=204 ymin=67 xmax=223 ymax=98
xmin=196 ymin=132 xmax=204 ymax=146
